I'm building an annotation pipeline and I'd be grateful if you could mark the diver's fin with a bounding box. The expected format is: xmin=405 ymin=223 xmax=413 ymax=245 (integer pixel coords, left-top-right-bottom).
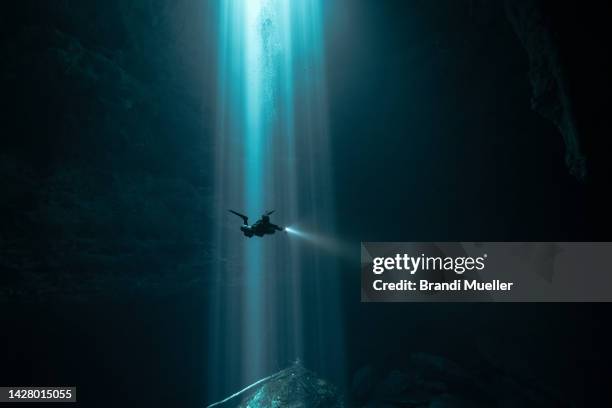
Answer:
xmin=264 ymin=210 xmax=275 ymax=216
xmin=228 ymin=210 xmax=248 ymax=224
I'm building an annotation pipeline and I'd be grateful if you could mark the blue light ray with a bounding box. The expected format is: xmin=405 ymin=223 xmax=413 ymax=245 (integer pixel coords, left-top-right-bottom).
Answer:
xmin=209 ymin=0 xmax=344 ymax=400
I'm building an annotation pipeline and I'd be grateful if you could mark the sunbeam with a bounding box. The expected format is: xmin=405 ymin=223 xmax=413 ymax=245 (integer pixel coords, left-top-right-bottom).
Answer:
xmin=208 ymin=0 xmax=345 ymax=402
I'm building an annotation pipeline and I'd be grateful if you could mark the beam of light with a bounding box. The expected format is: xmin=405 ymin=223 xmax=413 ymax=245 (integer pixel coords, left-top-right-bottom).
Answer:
xmin=243 ymin=0 xmax=265 ymax=383
xmin=285 ymin=225 xmax=352 ymax=260
xmin=208 ymin=0 xmax=345 ymax=403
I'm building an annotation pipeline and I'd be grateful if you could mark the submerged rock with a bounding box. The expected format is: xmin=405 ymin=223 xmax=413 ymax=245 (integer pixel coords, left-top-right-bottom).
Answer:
xmin=234 ymin=362 xmax=343 ymax=408
xmin=504 ymin=0 xmax=587 ymax=180
xmin=238 ymin=363 xmax=343 ymax=408
xmin=353 ymin=353 xmax=567 ymax=408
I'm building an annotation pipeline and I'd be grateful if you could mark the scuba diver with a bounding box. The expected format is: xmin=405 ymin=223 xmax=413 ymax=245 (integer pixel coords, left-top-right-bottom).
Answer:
xmin=228 ymin=210 xmax=285 ymax=238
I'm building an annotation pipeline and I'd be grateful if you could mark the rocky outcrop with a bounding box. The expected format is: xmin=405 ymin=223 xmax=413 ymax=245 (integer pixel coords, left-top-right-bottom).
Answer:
xmin=504 ymin=0 xmax=586 ymax=180
xmin=206 ymin=362 xmax=343 ymax=408
xmin=352 ymin=352 xmax=565 ymax=407
xmin=0 ymin=154 xmax=213 ymax=301
xmin=0 ymin=2 xmax=213 ymax=300
xmin=207 ymin=354 xmax=566 ymax=407
xmin=237 ymin=364 xmax=343 ymax=408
